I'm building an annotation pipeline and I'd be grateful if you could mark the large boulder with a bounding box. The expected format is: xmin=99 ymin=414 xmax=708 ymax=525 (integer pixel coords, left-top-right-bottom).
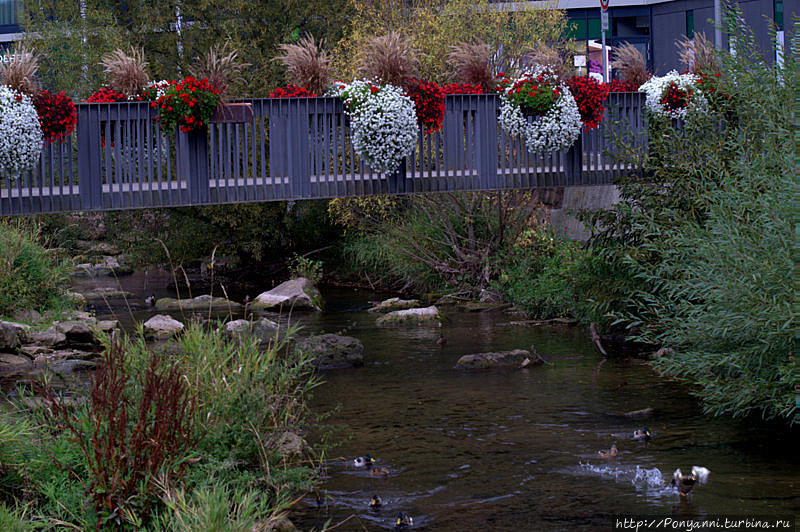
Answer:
xmin=456 ymin=349 xmax=543 ymax=369
xmin=24 ymin=328 xmax=67 ymax=349
xmin=155 ymin=294 xmax=242 ymax=311
xmin=293 ymin=334 xmax=364 ymax=369
xmin=0 ymin=320 xmax=30 ymax=351
xmin=143 ymin=315 xmax=185 ymax=339
xmin=376 ymin=306 xmax=442 ymax=325
xmin=0 ymin=352 xmax=32 ymax=368
xmin=250 ymin=278 xmax=322 ymax=311
xmin=367 ymin=297 xmax=421 ymax=313
xmin=72 ymin=255 xmax=133 ymax=277
xmin=81 ymin=287 xmax=133 ymax=299
xmin=55 ymin=321 xmax=96 ymax=345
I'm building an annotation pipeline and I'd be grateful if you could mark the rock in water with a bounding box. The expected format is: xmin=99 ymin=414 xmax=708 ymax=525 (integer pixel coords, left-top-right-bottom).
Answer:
xmin=0 ymin=320 xmax=30 ymax=351
xmin=155 ymin=294 xmax=242 ymax=311
xmin=293 ymin=334 xmax=364 ymax=369
xmin=143 ymin=315 xmax=185 ymax=339
xmin=367 ymin=297 xmax=421 ymax=313
xmin=250 ymin=277 xmax=323 ymax=311
xmin=375 ymin=306 xmax=442 ymax=325
xmin=456 ymin=349 xmax=544 ymax=369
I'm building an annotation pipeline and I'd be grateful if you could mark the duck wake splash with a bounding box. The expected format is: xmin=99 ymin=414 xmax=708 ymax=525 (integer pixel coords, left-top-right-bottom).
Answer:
xmin=575 ymin=462 xmax=675 ymax=496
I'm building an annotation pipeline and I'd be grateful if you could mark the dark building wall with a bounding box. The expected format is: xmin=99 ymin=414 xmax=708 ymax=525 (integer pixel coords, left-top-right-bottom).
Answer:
xmin=650 ymin=0 xmax=791 ymax=75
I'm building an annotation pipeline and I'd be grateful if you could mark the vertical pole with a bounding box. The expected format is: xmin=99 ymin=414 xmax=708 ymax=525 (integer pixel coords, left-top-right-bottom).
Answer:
xmin=77 ymin=104 xmax=103 ymax=210
xmin=601 ymin=8 xmax=609 ymax=82
xmin=714 ymin=0 xmax=723 ymax=50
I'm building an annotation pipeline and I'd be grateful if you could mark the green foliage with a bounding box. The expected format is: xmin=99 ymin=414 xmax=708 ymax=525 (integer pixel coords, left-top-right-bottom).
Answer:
xmin=158 ymin=484 xmax=261 ymax=532
xmin=579 ymin=11 xmax=797 ymax=423
xmin=493 ymin=228 xmax=591 ymax=319
xmin=0 ymin=503 xmax=34 ymax=532
xmin=289 ymin=254 xmax=323 ymax=284
xmin=0 ymin=221 xmax=71 ymax=319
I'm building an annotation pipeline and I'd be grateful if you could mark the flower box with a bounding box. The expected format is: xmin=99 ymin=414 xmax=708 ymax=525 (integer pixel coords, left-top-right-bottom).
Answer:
xmin=210 ymin=103 xmax=254 ymax=124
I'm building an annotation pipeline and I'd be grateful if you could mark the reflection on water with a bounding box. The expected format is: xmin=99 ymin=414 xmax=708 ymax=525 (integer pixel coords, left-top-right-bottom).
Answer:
xmin=7 ymin=274 xmax=799 ymax=530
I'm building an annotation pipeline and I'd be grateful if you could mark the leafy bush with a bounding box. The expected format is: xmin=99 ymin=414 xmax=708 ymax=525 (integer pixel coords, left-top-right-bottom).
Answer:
xmin=289 ymin=254 xmax=323 ymax=284
xmin=0 ymin=221 xmax=70 ymax=318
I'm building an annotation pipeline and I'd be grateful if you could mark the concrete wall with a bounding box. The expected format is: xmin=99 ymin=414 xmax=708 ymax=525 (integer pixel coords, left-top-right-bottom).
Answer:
xmin=549 ymin=185 xmax=621 ymax=242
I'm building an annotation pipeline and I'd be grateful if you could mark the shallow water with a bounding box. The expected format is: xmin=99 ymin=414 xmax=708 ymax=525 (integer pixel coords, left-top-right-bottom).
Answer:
xmin=9 ymin=274 xmax=799 ymax=530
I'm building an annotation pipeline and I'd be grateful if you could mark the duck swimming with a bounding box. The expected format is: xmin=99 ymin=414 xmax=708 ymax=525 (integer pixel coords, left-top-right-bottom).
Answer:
xmin=369 ymin=495 xmax=383 ymax=508
xmin=633 ymin=428 xmax=651 ymax=441
xmin=370 ymin=466 xmax=390 ymax=477
xmin=597 ymin=444 xmax=618 ymax=458
xmin=671 ymin=466 xmax=710 ymax=496
xmin=395 ymin=512 xmax=413 ymax=529
xmin=145 ymin=293 xmax=156 ymax=306
xmin=353 ymin=454 xmax=375 ymax=468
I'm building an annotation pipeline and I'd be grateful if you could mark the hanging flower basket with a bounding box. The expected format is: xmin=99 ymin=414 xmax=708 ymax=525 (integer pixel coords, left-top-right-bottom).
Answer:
xmin=497 ymin=67 xmax=582 ymax=153
xmin=0 ymin=85 xmax=43 ymax=178
xmin=328 ymin=80 xmax=418 ymax=174
xmin=154 ymin=77 xmax=220 ymax=134
xmin=638 ymin=70 xmax=707 ymax=120
xmin=33 ymin=90 xmax=77 ymax=143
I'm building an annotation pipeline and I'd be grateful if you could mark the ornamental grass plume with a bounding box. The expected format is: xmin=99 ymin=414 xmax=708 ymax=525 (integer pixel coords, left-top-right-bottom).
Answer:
xmin=676 ymin=32 xmax=720 ymax=75
xmin=0 ymin=43 xmax=40 ymax=96
xmin=275 ymin=35 xmax=331 ymax=96
xmin=448 ymin=41 xmax=495 ymax=92
xmin=100 ymin=47 xmax=149 ymax=98
xmin=524 ymin=42 xmax=573 ymax=81
xmin=610 ymin=42 xmax=650 ymax=87
xmin=190 ymin=41 xmax=250 ymax=103
xmin=357 ymin=32 xmax=419 ymax=88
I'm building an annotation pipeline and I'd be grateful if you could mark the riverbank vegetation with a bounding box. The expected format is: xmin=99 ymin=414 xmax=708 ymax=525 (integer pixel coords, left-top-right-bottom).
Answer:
xmin=0 ymin=324 xmax=325 ymax=529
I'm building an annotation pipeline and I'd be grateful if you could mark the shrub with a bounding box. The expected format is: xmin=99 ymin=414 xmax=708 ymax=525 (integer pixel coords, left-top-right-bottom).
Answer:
xmin=289 ymin=253 xmax=323 ymax=284
xmin=0 ymin=221 xmax=70 ymax=318
xmin=155 ymin=77 xmax=220 ymax=134
xmin=32 ymin=90 xmax=77 ymax=143
xmin=404 ymin=78 xmax=445 ymax=133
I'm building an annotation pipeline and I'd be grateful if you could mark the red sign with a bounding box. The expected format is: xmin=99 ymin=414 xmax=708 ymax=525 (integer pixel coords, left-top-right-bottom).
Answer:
xmin=600 ymin=0 xmax=610 ymax=9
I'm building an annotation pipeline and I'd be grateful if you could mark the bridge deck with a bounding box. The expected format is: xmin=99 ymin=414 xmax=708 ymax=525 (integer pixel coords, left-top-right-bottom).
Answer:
xmin=0 ymin=93 xmax=646 ymax=215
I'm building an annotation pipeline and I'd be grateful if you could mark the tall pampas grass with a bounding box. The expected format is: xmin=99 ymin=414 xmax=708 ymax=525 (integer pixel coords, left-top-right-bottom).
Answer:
xmin=676 ymin=32 xmax=720 ymax=74
xmin=0 ymin=44 xmax=40 ymax=96
xmin=275 ymin=35 xmax=331 ymax=95
xmin=610 ymin=42 xmax=650 ymax=87
xmin=190 ymin=41 xmax=250 ymax=102
xmin=100 ymin=47 xmax=149 ymax=97
xmin=524 ymin=42 xmax=573 ymax=81
xmin=448 ymin=41 xmax=495 ymax=92
xmin=357 ymin=32 xmax=418 ymax=88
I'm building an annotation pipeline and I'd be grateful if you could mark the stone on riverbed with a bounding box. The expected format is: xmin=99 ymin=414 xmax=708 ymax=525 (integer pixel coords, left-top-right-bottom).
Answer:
xmin=293 ymin=334 xmax=364 ymax=369
xmin=376 ymin=306 xmax=442 ymax=325
xmin=155 ymin=294 xmax=242 ymax=311
xmin=367 ymin=297 xmax=421 ymax=313
xmin=0 ymin=320 xmax=30 ymax=351
xmin=80 ymin=287 xmax=133 ymax=299
xmin=143 ymin=314 xmax=185 ymax=339
xmin=223 ymin=318 xmax=280 ymax=343
xmin=72 ymin=255 xmax=134 ymax=277
xmin=24 ymin=328 xmax=67 ymax=349
xmin=250 ymin=277 xmax=322 ymax=311
xmin=456 ymin=349 xmax=543 ymax=369
xmin=0 ymin=352 xmax=32 ymax=368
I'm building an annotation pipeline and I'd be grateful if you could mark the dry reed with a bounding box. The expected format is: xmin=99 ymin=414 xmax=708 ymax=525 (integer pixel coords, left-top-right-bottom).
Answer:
xmin=0 ymin=43 xmax=40 ymax=96
xmin=275 ymin=35 xmax=331 ymax=95
xmin=100 ymin=47 xmax=149 ymax=97
xmin=610 ymin=42 xmax=650 ymax=87
xmin=357 ymin=32 xmax=419 ymax=88
xmin=190 ymin=41 xmax=250 ymax=102
xmin=676 ymin=32 xmax=720 ymax=74
xmin=448 ymin=41 xmax=495 ymax=91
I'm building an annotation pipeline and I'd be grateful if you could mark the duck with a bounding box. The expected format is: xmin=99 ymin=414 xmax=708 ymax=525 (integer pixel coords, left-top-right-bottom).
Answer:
xmin=436 ymin=334 xmax=447 ymax=346
xmin=145 ymin=293 xmax=156 ymax=306
xmin=670 ymin=466 xmax=710 ymax=496
xmin=633 ymin=428 xmax=651 ymax=441
xmin=395 ymin=512 xmax=413 ymax=529
xmin=353 ymin=454 xmax=375 ymax=468
xmin=369 ymin=495 xmax=383 ymax=508
xmin=370 ymin=466 xmax=390 ymax=477
xmin=597 ymin=444 xmax=618 ymax=458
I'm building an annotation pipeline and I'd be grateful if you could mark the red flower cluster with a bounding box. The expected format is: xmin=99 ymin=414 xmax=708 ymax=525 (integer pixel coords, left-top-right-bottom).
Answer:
xmin=33 ymin=90 xmax=77 ymax=143
xmin=87 ymin=87 xmax=127 ymax=103
xmin=605 ymin=79 xmax=638 ymax=93
xmin=404 ymin=78 xmax=445 ymax=134
xmin=498 ymin=72 xmax=561 ymax=118
xmin=566 ymin=75 xmax=610 ymax=130
xmin=269 ymin=84 xmax=317 ymax=98
xmin=659 ymin=81 xmax=692 ymax=112
xmin=155 ymin=77 xmax=220 ymax=134
xmin=441 ymin=83 xmax=484 ymax=95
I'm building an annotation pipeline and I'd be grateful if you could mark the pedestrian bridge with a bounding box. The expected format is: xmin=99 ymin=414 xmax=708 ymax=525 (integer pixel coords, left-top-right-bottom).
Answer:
xmin=0 ymin=93 xmax=646 ymax=216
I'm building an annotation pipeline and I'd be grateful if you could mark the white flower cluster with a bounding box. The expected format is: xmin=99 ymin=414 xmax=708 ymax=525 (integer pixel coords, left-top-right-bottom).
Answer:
xmin=330 ymin=80 xmax=418 ymax=173
xmin=0 ymin=85 xmax=43 ymax=178
xmin=638 ymin=70 xmax=707 ymax=120
xmin=135 ymin=80 xmax=171 ymax=101
xmin=497 ymin=67 xmax=582 ymax=153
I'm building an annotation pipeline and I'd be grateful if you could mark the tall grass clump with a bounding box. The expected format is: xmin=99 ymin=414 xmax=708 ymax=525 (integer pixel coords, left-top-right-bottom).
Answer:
xmin=357 ymin=32 xmax=419 ymax=88
xmin=0 ymin=43 xmax=39 ymax=96
xmin=610 ymin=42 xmax=649 ymax=87
xmin=190 ymin=42 xmax=250 ymax=102
xmin=580 ymin=11 xmax=797 ymax=424
xmin=0 ymin=322 xmax=326 ymax=528
xmin=448 ymin=41 xmax=495 ymax=92
xmin=100 ymin=47 xmax=149 ymax=97
xmin=0 ymin=221 xmax=71 ymax=318
xmin=275 ymin=35 xmax=331 ymax=95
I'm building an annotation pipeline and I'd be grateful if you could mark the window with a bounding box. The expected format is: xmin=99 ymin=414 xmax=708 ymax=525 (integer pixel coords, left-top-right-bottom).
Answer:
xmin=0 ymin=0 xmax=17 ymax=26
xmin=686 ymin=10 xmax=694 ymax=38
xmin=775 ymin=0 xmax=783 ymax=29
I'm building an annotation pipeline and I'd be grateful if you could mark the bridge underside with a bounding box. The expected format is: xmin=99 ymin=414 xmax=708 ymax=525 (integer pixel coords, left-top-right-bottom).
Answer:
xmin=0 ymin=94 xmax=645 ymax=216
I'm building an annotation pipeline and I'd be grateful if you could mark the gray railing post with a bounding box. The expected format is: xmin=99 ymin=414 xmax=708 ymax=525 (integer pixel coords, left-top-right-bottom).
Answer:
xmin=177 ymin=129 xmax=210 ymax=204
xmin=77 ymin=104 xmax=103 ymax=210
xmin=389 ymin=160 xmax=407 ymax=193
xmin=289 ymin=99 xmax=310 ymax=198
xmin=567 ymin=134 xmax=583 ymax=185
xmin=477 ymin=95 xmax=498 ymax=190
